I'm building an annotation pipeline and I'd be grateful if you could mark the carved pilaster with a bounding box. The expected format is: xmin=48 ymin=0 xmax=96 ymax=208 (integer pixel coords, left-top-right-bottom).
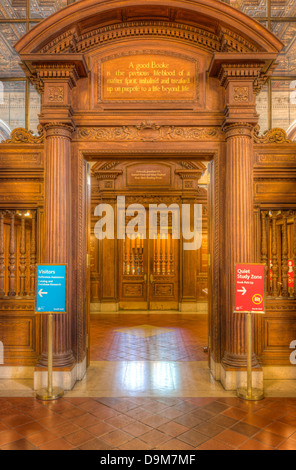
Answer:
xmin=0 ymin=211 xmax=5 ymax=297
xmin=281 ymin=213 xmax=289 ymax=297
xmin=18 ymin=214 xmax=27 ymax=297
xmin=39 ymin=122 xmax=75 ymax=368
xmin=222 ymin=123 xmax=258 ymax=368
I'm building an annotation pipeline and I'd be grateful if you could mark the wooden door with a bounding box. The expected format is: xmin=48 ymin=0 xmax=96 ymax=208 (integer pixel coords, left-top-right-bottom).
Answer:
xmin=119 ymin=234 xmax=149 ymax=309
xmin=149 ymin=233 xmax=179 ymax=310
xmin=118 ymin=211 xmax=179 ymax=310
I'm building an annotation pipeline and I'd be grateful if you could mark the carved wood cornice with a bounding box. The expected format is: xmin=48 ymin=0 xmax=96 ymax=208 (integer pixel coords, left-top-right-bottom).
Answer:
xmin=253 ymin=125 xmax=292 ymax=144
xmin=75 ymin=125 xmax=223 ymax=142
xmin=0 ymin=126 xmax=44 ymax=145
xmin=92 ymin=169 xmax=123 ymax=180
xmin=175 ymin=169 xmax=204 ymax=179
xmin=38 ymin=21 xmax=260 ymax=56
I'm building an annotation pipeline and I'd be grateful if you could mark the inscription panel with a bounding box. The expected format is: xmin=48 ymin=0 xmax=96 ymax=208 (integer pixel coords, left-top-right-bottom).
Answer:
xmin=127 ymin=163 xmax=171 ymax=187
xmin=100 ymin=53 xmax=198 ymax=102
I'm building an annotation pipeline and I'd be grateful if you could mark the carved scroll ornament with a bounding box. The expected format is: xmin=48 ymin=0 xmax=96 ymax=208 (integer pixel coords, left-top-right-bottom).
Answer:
xmin=1 ymin=125 xmax=44 ymax=144
xmin=253 ymin=125 xmax=292 ymax=144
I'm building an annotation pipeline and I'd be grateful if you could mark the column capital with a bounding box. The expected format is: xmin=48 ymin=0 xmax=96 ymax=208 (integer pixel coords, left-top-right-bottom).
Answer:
xmin=44 ymin=122 xmax=75 ymax=139
xmin=223 ymin=122 xmax=254 ymax=139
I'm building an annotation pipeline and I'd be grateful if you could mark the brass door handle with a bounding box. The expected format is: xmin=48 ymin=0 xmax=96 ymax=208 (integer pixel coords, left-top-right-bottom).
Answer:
xmin=144 ymin=274 xmax=147 ymax=284
xmin=150 ymin=274 xmax=154 ymax=283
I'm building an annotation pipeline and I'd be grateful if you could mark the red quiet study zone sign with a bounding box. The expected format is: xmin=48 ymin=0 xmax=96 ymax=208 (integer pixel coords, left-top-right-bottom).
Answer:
xmin=234 ymin=264 xmax=265 ymax=313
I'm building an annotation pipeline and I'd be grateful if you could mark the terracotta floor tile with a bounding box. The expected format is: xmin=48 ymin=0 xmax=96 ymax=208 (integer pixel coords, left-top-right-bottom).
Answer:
xmin=101 ymin=429 xmax=133 ymax=446
xmin=191 ymin=408 xmax=216 ymax=421
xmin=39 ymin=438 xmax=75 ymax=450
xmin=156 ymin=438 xmax=195 ymax=450
xmin=141 ymin=414 xmax=171 ymax=428
xmin=194 ymin=421 xmax=225 ymax=438
xmin=238 ymin=439 xmax=274 ymax=450
xmin=15 ymin=421 xmax=45 ymax=437
xmin=27 ymin=429 xmax=59 ymax=447
xmin=0 ymin=429 xmax=22 ymax=446
xmin=26 ymin=408 xmax=56 ymax=420
xmin=215 ymin=429 xmax=248 ymax=448
xmin=71 ymin=413 xmax=101 ymax=428
xmin=209 ymin=414 xmax=238 ymax=428
xmin=198 ymin=438 xmax=234 ymax=450
xmin=203 ymin=401 xmax=229 ymax=414
xmin=125 ymin=408 xmax=153 ymax=421
xmin=60 ymin=408 xmax=86 ymax=419
xmin=242 ymin=414 xmax=273 ymax=428
xmin=265 ymin=421 xmax=296 ymax=438
xmin=63 ymin=429 xmax=94 ymax=446
xmin=278 ymin=439 xmax=296 ymax=450
xmin=118 ymin=438 xmax=152 ymax=450
xmin=178 ymin=429 xmax=209 ymax=447
xmin=1 ymin=413 xmax=33 ymax=428
xmin=253 ymin=429 xmax=285 ymax=448
xmin=175 ymin=413 xmax=203 ymax=428
xmin=230 ymin=422 xmax=261 ymax=438
xmin=50 ymin=422 xmax=81 ymax=437
xmin=92 ymin=407 xmax=119 ymax=420
xmin=105 ymin=414 xmax=135 ymax=429
xmin=122 ymin=422 xmax=152 ymax=437
xmin=157 ymin=421 xmax=189 ymax=437
xmin=277 ymin=415 xmax=296 ymax=427
xmin=140 ymin=429 xmax=171 ymax=446
xmin=1 ymin=438 xmax=38 ymax=450
xmin=79 ymin=438 xmax=115 ymax=450
xmin=222 ymin=407 xmax=249 ymax=420
xmin=157 ymin=407 xmax=185 ymax=420
xmin=87 ymin=421 xmax=116 ymax=437
xmin=0 ymin=421 xmax=10 ymax=432
xmin=37 ymin=414 xmax=68 ymax=429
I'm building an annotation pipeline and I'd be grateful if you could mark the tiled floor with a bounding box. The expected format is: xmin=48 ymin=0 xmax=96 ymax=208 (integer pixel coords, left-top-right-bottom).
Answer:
xmin=1 ymin=396 xmax=296 ymax=450
xmin=90 ymin=314 xmax=208 ymax=361
xmin=1 ymin=314 xmax=296 ymax=449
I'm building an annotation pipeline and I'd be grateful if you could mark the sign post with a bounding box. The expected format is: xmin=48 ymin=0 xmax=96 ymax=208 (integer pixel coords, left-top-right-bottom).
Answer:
xmin=35 ymin=264 xmax=67 ymax=401
xmin=234 ymin=263 xmax=265 ymax=401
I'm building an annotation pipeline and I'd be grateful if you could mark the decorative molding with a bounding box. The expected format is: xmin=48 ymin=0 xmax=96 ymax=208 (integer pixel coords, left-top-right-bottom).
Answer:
xmin=253 ymin=126 xmax=292 ymax=144
xmin=38 ymin=21 xmax=260 ymax=56
xmin=0 ymin=301 xmax=34 ymax=311
xmin=233 ymin=86 xmax=249 ymax=103
xmin=48 ymin=86 xmax=64 ymax=103
xmin=76 ymin=125 xmax=223 ymax=142
xmin=1 ymin=126 xmax=44 ymax=145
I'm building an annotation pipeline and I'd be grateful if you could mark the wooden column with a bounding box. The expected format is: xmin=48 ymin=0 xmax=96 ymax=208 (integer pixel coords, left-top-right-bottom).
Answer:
xmin=0 ymin=211 xmax=5 ymax=297
xmin=29 ymin=211 xmax=36 ymax=297
xmin=39 ymin=122 xmax=75 ymax=368
xmin=8 ymin=210 xmax=16 ymax=297
xmin=271 ymin=211 xmax=279 ymax=297
xmin=18 ymin=214 xmax=27 ymax=297
xmin=222 ymin=123 xmax=257 ymax=368
xmin=281 ymin=213 xmax=289 ymax=297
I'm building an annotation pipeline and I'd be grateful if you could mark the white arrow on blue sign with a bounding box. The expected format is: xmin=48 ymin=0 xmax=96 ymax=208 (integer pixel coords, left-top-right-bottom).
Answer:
xmin=36 ymin=265 xmax=67 ymax=313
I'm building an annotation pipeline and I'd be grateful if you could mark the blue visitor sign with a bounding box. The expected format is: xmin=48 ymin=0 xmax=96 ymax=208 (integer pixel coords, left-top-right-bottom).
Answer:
xmin=36 ymin=265 xmax=67 ymax=313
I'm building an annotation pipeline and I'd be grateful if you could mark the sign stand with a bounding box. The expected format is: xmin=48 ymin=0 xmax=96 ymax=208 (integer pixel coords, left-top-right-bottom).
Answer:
xmin=237 ymin=312 xmax=264 ymax=401
xmin=234 ymin=263 xmax=266 ymax=402
xmin=35 ymin=264 xmax=67 ymax=401
xmin=36 ymin=313 xmax=64 ymax=401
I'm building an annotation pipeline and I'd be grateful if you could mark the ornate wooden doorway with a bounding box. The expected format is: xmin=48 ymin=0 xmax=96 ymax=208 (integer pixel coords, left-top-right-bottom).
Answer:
xmin=119 ymin=216 xmax=179 ymax=310
xmin=90 ymin=158 xmax=208 ymax=313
